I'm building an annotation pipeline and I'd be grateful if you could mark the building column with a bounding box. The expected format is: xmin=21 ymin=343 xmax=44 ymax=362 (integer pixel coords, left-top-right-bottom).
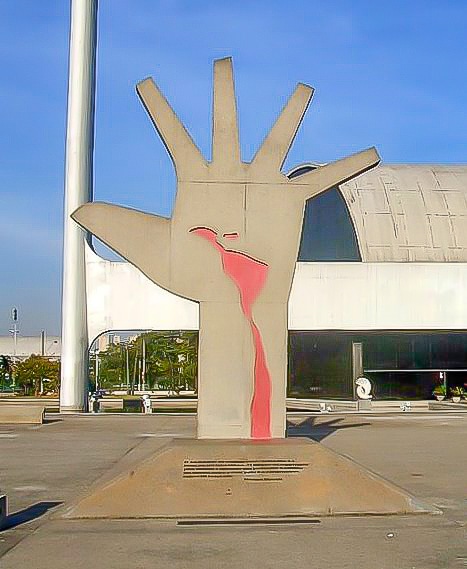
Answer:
xmin=60 ymin=0 xmax=98 ymax=412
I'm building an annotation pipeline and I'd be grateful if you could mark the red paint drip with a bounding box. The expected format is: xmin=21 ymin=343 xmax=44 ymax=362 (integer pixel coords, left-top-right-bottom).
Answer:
xmin=191 ymin=227 xmax=272 ymax=439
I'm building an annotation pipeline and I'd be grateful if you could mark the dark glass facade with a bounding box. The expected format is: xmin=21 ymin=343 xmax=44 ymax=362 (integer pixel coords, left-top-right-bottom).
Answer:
xmin=297 ymin=187 xmax=361 ymax=262
xmin=288 ymin=331 xmax=467 ymax=400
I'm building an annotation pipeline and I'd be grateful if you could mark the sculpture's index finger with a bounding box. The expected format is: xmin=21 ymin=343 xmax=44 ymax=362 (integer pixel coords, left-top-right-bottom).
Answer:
xmin=136 ymin=77 xmax=207 ymax=180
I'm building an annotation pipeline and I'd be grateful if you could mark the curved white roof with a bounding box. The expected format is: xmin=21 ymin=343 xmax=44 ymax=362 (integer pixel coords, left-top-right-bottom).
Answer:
xmin=339 ymin=164 xmax=467 ymax=262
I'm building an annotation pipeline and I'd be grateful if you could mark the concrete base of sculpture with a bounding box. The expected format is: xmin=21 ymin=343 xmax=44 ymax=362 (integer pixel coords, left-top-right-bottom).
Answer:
xmin=65 ymin=439 xmax=437 ymax=519
xmin=357 ymin=399 xmax=373 ymax=412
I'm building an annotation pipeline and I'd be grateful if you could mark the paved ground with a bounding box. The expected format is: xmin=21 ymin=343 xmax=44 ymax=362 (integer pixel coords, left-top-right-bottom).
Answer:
xmin=4 ymin=396 xmax=463 ymax=412
xmin=0 ymin=412 xmax=466 ymax=568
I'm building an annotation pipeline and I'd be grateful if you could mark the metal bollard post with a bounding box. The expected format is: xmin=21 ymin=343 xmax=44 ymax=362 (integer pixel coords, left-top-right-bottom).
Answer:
xmin=141 ymin=394 xmax=153 ymax=414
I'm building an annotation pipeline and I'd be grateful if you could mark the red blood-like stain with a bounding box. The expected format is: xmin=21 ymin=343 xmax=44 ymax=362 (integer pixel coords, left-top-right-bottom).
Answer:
xmin=190 ymin=227 xmax=272 ymax=439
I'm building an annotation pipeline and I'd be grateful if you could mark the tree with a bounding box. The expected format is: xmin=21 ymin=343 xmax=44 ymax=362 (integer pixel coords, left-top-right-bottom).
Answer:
xmin=91 ymin=343 xmax=124 ymax=390
xmin=141 ymin=331 xmax=198 ymax=393
xmin=94 ymin=331 xmax=198 ymax=393
xmin=0 ymin=355 xmax=12 ymax=391
xmin=15 ymin=355 xmax=60 ymax=396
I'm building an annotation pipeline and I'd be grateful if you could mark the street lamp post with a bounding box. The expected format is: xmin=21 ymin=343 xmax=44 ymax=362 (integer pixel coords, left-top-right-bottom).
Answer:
xmin=142 ymin=338 xmax=146 ymax=391
xmin=9 ymin=307 xmax=19 ymax=390
xmin=92 ymin=344 xmax=100 ymax=392
xmin=125 ymin=344 xmax=130 ymax=393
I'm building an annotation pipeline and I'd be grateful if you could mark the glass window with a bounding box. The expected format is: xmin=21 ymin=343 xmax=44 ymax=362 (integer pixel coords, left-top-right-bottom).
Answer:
xmin=288 ymin=331 xmax=467 ymax=400
xmin=297 ymin=189 xmax=361 ymax=262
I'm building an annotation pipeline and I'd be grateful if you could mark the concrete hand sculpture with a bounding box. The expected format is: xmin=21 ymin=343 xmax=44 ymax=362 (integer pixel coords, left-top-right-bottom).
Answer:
xmin=72 ymin=58 xmax=380 ymax=439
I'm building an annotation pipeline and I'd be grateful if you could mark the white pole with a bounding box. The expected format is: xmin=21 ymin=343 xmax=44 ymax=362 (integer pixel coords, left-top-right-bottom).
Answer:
xmin=126 ymin=346 xmax=130 ymax=393
xmin=12 ymin=324 xmax=17 ymax=390
xmin=12 ymin=325 xmax=18 ymax=359
xmin=142 ymin=338 xmax=146 ymax=391
xmin=60 ymin=0 xmax=98 ymax=412
xmin=95 ymin=351 xmax=99 ymax=392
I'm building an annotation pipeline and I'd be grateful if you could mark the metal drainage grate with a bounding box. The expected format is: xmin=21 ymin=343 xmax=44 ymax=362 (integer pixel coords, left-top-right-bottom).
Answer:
xmin=177 ymin=517 xmax=321 ymax=526
xmin=183 ymin=459 xmax=310 ymax=481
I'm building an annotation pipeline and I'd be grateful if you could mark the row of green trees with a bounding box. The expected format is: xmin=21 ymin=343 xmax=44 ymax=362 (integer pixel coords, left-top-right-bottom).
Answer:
xmin=0 ymin=331 xmax=199 ymax=396
xmin=0 ymin=354 xmax=60 ymax=395
xmin=90 ymin=331 xmax=198 ymax=393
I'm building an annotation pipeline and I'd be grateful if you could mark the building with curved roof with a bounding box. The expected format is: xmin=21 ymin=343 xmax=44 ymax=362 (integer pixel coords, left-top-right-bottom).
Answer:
xmin=82 ymin=162 xmax=467 ymax=403
xmin=288 ymin=163 xmax=467 ymax=401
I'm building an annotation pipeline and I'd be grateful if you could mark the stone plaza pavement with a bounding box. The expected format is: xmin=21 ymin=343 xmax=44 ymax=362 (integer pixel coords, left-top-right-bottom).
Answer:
xmin=0 ymin=412 xmax=466 ymax=568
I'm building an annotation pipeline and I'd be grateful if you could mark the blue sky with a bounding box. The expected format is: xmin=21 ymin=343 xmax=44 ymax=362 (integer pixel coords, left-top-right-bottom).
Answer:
xmin=1 ymin=0 xmax=467 ymax=336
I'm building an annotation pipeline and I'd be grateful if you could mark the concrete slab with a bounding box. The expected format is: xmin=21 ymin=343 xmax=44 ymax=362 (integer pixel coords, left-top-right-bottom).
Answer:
xmin=2 ymin=515 xmax=466 ymax=569
xmin=1 ymin=414 xmax=465 ymax=569
xmin=0 ymin=406 xmax=44 ymax=424
xmin=66 ymin=438 xmax=436 ymax=519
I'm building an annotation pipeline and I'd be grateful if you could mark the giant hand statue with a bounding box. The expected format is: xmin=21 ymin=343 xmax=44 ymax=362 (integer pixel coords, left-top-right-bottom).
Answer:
xmin=72 ymin=58 xmax=380 ymax=439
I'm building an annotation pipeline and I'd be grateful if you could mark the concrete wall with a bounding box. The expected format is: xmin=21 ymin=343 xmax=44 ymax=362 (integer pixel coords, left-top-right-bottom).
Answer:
xmin=0 ymin=336 xmax=61 ymax=359
xmin=86 ymin=244 xmax=467 ymax=338
xmin=289 ymin=262 xmax=467 ymax=330
xmin=86 ymin=245 xmax=198 ymax=343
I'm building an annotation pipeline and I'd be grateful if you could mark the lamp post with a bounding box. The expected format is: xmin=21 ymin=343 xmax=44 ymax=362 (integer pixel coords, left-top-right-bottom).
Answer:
xmin=141 ymin=337 xmax=146 ymax=392
xmin=8 ymin=307 xmax=19 ymax=390
xmin=125 ymin=343 xmax=130 ymax=394
xmin=91 ymin=343 xmax=100 ymax=393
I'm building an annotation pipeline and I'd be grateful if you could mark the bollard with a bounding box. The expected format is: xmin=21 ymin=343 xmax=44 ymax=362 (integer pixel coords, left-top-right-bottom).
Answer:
xmin=141 ymin=394 xmax=153 ymax=414
xmin=89 ymin=391 xmax=103 ymax=413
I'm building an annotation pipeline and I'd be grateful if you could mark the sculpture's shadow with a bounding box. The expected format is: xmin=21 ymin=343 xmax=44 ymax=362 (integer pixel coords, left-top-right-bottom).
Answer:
xmin=287 ymin=417 xmax=371 ymax=442
xmin=1 ymin=501 xmax=62 ymax=531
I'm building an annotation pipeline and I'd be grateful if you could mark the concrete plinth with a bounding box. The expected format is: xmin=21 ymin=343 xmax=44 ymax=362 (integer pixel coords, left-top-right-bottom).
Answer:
xmin=357 ymin=399 xmax=372 ymax=412
xmin=0 ymin=406 xmax=44 ymax=424
xmin=65 ymin=438 xmax=436 ymax=519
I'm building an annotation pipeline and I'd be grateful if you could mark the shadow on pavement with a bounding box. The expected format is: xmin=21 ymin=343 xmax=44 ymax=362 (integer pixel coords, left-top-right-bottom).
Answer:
xmin=287 ymin=417 xmax=371 ymax=442
xmin=1 ymin=501 xmax=62 ymax=531
xmin=42 ymin=417 xmax=63 ymax=424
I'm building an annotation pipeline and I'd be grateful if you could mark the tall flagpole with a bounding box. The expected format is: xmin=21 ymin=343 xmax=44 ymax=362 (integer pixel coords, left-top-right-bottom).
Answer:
xmin=60 ymin=0 xmax=98 ymax=412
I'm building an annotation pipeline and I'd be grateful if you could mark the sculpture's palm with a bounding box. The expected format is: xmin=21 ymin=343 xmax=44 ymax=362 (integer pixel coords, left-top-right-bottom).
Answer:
xmin=73 ymin=58 xmax=379 ymax=304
